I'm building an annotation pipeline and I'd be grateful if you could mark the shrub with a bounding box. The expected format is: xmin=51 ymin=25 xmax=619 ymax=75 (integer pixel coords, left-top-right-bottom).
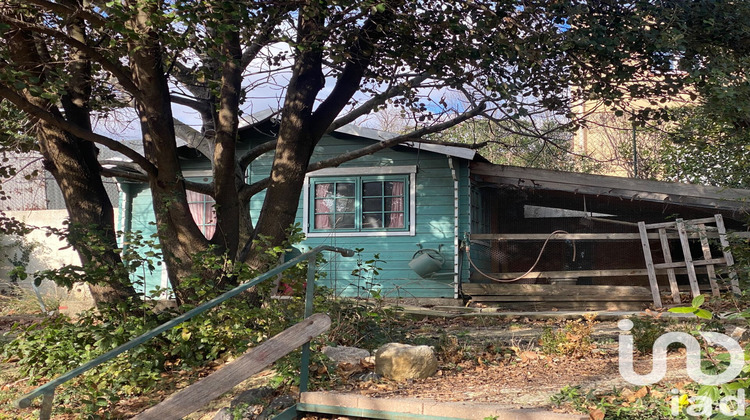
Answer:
xmin=629 ymin=317 xmax=666 ymax=354
xmin=539 ymin=314 xmax=597 ymax=357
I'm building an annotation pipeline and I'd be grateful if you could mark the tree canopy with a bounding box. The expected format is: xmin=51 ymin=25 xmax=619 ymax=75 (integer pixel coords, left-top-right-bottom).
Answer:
xmin=0 ymin=0 xmax=747 ymax=305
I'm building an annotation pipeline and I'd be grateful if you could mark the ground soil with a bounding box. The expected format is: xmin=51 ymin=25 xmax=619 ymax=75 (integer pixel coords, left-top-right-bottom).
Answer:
xmin=0 ymin=310 xmax=705 ymax=419
xmin=325 ymin=315 xmax=693 ymax=411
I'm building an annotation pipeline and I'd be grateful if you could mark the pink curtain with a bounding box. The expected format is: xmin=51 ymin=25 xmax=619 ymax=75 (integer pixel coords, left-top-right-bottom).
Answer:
xmin=314 ymin=183 xmax=332 ymax=229
xmin=388 ymin=182 xmax=404 ymax=228
xmin=204 ymin=205 xmax=216 ymax=238
xmin=186 ymin=190 xmax=216 ymax=238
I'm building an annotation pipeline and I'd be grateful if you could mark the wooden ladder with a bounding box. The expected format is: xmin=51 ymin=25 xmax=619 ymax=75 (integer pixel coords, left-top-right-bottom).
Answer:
xmin=638 ymin=214 xmax=740 ymax=309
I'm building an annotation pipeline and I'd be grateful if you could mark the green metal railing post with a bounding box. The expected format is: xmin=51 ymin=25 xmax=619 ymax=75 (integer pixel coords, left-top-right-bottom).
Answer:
xmin=15 ymin=245 xmax=353 ymax=419
xmin=299 ymin=253 xmax=318 ymax=392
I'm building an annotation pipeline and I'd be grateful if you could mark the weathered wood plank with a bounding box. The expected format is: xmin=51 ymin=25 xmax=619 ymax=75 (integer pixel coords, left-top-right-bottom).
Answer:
xmin=461 ymin=283 xmax=652 ymax=297
xmin=477 ymin=301 xmax=648 ymax=311
xmin=698 ymin=224 xmax=720 ymax=297
xmin=677 ymin=219 xmax=701 ymax=298
xmin=715 ymin=214 xmax=741 ymax=294
xmin=653 ymin=257 xmax=727 ymax=270
xmin=644 ymin=218 xmax=717 ymax=229
xmin=658 ymin=228 xmax=681 ymax=304
xmin=467 ymin=265 xmax=717 ymax=281
xmin=133 ymin=313 xmax=331 ymax=420
xmin=638 ymin=222 xmax=662 ymax=308
xmin=467 ymin=295 xmax=651 ymax=302
xmin=468 ymin=269 xmax=652 ymax=280
xmin=469 ymin=232 xmax=738 ymax=241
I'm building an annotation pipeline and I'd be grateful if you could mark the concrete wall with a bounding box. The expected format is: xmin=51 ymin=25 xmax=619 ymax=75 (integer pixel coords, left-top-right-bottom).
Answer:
xmin=1 ymin=209 xmax=99 ymax=315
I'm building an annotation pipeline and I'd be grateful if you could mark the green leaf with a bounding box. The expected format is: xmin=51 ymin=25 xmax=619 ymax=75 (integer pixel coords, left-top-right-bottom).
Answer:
xmin=694 ymin=309 xmax=712 ymax=319
xmin=692 ymin=294 xmax=705 ymax=308
xmin=697 ymin=384 xmax=721 ymax=400
xmin=668 ymin=306 xmax=697 ymax=314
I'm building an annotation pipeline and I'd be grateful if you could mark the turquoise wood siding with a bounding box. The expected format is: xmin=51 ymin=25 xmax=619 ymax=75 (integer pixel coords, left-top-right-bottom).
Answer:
xmin=119 ymin=132 xmax=472 ymax=299
xmin=249 ymin=134 xmax=459 ymax=299
xmin=120 ymin=182 xmax=167 ymax=296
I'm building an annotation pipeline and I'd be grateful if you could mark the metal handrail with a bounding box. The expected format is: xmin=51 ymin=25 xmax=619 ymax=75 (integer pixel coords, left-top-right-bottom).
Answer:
xmin=15 ymin=245 xmax=354 ymax=418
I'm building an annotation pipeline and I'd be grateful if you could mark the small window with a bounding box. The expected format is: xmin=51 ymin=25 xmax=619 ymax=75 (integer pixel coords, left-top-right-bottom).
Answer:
xmin=309 ymin=175 xmax=410 ymax=235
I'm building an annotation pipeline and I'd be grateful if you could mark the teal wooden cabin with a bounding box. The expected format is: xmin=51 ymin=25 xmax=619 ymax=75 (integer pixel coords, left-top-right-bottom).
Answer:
xmin=117 ymin=113 xmax=750 ymax=309
xmin=116 ymin=117 xmax=482 ymax=300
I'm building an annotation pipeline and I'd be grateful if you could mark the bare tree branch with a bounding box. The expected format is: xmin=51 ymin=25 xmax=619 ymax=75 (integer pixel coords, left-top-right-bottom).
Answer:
xmin=328 ymin=75 xmax=429 ymax=133
xmin=171 ymin=94 xmax=212 ymax=114
xmin=239 ymin=12 xmax=287 ymax=70
xmin=99 ymin=159 xmax=146 ymax=174
xmin=101 ymin=167 xmax=214 ymax=195
xmin=310 ymin=15 xmax=388 ymax=137
xmin=409 ymin=138 xmax=488 ymax=149
xmin=0 ymin=14 xmax=141 ymax=100
xmin=239 ymin=139 xmax=277 ymax=170
xmin=309 ymin=102 xmax=486 ymax=172
xmin=0 ymin=82 xmax=156 ymax=174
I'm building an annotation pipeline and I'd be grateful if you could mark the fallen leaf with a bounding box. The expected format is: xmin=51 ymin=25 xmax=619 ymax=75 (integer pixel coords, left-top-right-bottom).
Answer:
xmin=589 ymin=408 xmax=605 ymax=420
xmin=520 ymin=351 xmax=539 ymax=363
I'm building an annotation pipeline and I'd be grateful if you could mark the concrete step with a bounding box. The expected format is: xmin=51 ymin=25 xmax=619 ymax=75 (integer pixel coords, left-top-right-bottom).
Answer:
xmin=298 ymin=391 xmax=587 ymax=420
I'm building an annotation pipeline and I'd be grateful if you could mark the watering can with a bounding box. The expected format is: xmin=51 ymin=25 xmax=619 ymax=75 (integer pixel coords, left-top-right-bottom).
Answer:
xmin=408 ymin=248 xmax=445 ymax=278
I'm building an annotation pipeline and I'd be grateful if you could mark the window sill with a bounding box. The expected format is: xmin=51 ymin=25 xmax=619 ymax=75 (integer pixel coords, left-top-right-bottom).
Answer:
xmin=306 ymin=230 xmax=415 ymax=238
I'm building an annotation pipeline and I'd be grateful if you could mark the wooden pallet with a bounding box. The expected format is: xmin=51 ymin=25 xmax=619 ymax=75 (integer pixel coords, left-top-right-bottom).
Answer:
xmin=638 ymin=214 xmax=740 ymax=309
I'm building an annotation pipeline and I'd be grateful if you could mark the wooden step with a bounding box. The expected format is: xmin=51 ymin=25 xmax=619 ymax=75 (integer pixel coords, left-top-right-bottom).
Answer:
xmin=296 ymin=391 xmax=587 ymax=420
xmin=478 ymin=301 xmax=649 ymax=311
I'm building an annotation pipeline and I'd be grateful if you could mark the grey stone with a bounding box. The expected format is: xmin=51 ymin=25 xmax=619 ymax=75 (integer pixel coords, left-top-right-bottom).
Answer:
xmin=374 ymin=343 xmax=438 ymax=381
xmin=257 ymin=394 xmax=296 ymax=420
xmin=350 ymin=371 xmax=381 ymax=382
xmin=211 ymin=407 xmax=232 ymax=420
xmin=231 ymin=386 xmax=274 ymax=408
xmin=321 ymin=345 xmax=370 ymax=365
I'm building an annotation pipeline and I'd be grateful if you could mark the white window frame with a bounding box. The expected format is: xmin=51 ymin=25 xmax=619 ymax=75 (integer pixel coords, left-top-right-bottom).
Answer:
xmin=303 ymin=166 xmax=417 ymax=237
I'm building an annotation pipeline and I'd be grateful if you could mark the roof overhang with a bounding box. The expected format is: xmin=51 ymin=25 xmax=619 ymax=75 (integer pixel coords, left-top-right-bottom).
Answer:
xmin=471 ymin=162 xmax=750 ymax=223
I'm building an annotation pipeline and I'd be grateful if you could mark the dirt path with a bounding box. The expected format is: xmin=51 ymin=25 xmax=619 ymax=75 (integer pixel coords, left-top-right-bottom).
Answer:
xmin=329 ymin=317 xmax=693 ymax=411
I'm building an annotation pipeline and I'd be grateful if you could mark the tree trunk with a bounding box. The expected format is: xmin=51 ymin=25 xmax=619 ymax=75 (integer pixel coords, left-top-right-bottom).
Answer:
xmin=6 ymin=24 xmax=137 ymax=305
xmin=250 ymin=4 xmax=325 ymax=263
xmin=126 ymin=1 xmax=210 ymax=304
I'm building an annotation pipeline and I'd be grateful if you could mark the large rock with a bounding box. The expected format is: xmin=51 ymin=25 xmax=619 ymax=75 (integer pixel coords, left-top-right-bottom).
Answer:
xmin=322 ymin=345 xmax=370 ymax=365
xmin=374 ymin=343 xmax=438 ymax=381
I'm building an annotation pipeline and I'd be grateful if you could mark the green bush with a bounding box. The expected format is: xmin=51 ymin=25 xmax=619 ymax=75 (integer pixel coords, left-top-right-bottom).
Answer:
xmin=0 ymin=226 xmax=310 ymax=417
xmin=629 ymin=317 xmax=666 ymax=354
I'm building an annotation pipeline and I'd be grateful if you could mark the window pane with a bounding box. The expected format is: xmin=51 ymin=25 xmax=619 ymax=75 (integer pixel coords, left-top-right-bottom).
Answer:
xmin=385 ymin=197 xmax=404 ymax=212
xmin=335 ymin=213 xmax=355 ymax=229
xmin=335 ymin=197 xmax=354 ymax=212
xmin=363 ymin=182 xmax=382 ymax=197
xmin=384 ymin=181 xmax=404 ymax=197
xmin=385 ymin=212 xmax=405 ymax=228
xmin=314 ymin=214 xmax=333 ymax=229
xmin=315 ymin=183 xmax=333 ymax=198
xmin=336 ymin=183 xmax=355 ymax=197
xmin=362 ymin=213 xmax=383 ymax=228
xmin=363 ymin=197 xmax=382 ymax=212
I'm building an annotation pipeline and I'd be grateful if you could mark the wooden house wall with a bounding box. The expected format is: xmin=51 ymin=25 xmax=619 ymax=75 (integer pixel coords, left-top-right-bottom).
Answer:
xmin=248 ymin=134 xmax=465 ymax=299
xmin=119 ymin=133 xmax=472 ymax=298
